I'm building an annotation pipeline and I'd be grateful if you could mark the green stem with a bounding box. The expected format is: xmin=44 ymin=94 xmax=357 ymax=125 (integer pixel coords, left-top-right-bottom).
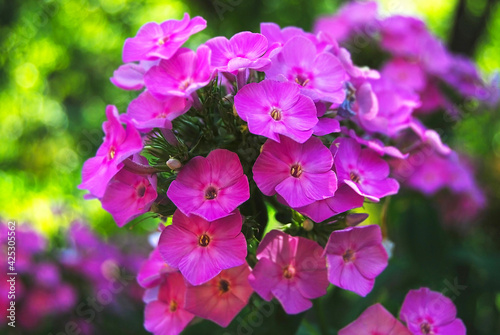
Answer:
xmin=313 ymin=298 xmax=329 ymax=335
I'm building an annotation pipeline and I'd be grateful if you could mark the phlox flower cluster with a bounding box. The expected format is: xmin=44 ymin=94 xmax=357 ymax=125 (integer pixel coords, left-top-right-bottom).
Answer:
xmin=79 ymin=2 xmax=495 ymax=333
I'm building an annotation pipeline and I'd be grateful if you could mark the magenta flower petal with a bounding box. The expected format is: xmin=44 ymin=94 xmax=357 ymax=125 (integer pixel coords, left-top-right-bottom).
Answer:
xmin=438 ymin=319 xmax=467 ymax=335
xmin=123 ymin=13 xmax=206 ymax=63
xmin=184 ymin=264 xmax=253 ymax=327
xmin=79 ymin=105 xmax=143 ymax=198
xmin=339 ymin=303 xmax=411 ymax=335
xmin=272 ymin=280 xmax=314 ymax=314
xmin=159 ymin=210 xmax=247 ymax=285
xmin=248 ymin=257 xmax=282 ymax=301
xmin=110 ymin=63 xmax=146 ymax=90
xmin=251 ymin=150 xmax=291 ymax=196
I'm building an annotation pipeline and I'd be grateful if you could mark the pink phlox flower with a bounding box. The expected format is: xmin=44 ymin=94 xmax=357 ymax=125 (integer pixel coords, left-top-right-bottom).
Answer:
xmin=121 ymin=90 xmax=191 ymax=131
xmin=144 ymin=45 xmax=213 ymax=100
xmin=248 ymin=230 xmax=328 ymax=314
xmin=265 ymin=36 xmax=347 ymax=104
xmin=101 ymin=155 xmax=157 ymax=227
xmin=234 ymin=79 xmax=318 ymax=143
xmin=167 ymin=149 xmax=250 ymax=221
xmin=400 ymin=287 xmax=466 ymax=335
xmin=323 ymin=224 xmax=388 ymax=297
xmin=205 ymin=31 xmax=272 ymax=73
xmin=339 ymin=303 xmax=411 ymax=335
xmin=79 ymin=105 xmax=143 ymax=198
xmin=332 ymin=137 xmax=399 ymax=202
xmin=158 ymin=209 xmax=247 ymax=285
xmin=144 ymin=272 xmax=195 ymax=335
xmin=184 ymin=264 xmax=253 ymax=327
xmin=123 ymin=13 xmax=207 ymax=63
xmin=253 ymin=135 xmax=338 ymax=208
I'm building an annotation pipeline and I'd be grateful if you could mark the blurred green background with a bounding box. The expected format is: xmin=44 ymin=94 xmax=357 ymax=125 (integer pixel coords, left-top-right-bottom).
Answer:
xmin=1 ymin=0 xmax=500 ymax=334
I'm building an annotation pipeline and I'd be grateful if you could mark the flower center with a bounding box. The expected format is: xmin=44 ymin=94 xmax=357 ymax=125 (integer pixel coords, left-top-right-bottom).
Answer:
xmin=270 ymin=108 xmax=282 ymax=121
xmin=157 ymin=36 xmax=170 ymax=46
xmin=283 ymin=265 xmax=296 ymax=279
xmin=343 ymin=249 xmax=356 ymax=263
xmin=179 ymin=79 xmax=192 ymax=90
xmin=290 ymin=164 xmax=303 ymax=178
xmin=198 ymin=234 xmax=210 ymax=247
xmin=295 ymin=74 xmax=310 ymax=87
xmin=169 ymin=300 xmax=178 ymax=312
xmin=420 ymin=322 xmax=433 ymax=334
xmin=204 ymin=186 xmax=218 ymax=200
xmin=218 ymin=279 xmax=230 ymax=294
xmin=350 ymin=171 xmax=361 ymax=183
xmin=136 ymin=184 xmax=146 ymax=197
xmin=108 ymin=147 xmax=116 ymax=160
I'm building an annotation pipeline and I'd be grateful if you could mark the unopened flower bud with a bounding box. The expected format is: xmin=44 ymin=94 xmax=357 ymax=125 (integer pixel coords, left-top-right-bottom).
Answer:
xmin=302 ymin=218 xmax=314 ymax=231
xmin=345 ymin=213 xmax=369 ymax=226
xmin=167 ymin=158 xmax=182 ymax=170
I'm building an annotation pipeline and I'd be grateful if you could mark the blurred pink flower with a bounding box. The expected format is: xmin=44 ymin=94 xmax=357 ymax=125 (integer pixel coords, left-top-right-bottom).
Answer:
xmin=356 ymin=78 xmax=420 ymax=138
xmin=400 ymin=287 xmax=466 ymax=335
xmin=79 ymin=105 xmax=143 ymax=198
xmin=324 ymin=225 xmax=388 ymax=297
xmin=123 ymin=13 xmax=206 ymax=62
xmin=339 ymin=303 xmax=411 ymax=335
xmin=253 ymin=136 xmax=337 ymax=208
xmin=234 ymin=79 xmax=318 ymax=143
xmin=167 ymin=149 xmax=249 ymax=221
xmin=314 ymin=0 xmax=378 ymax=42
xmin=184 ymin=264 xmax=253 ymax=327
xmin=158 ymin=210 xmax=247 ymax=285
xmin=249 ymin=230 xmax=328 ymax=314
